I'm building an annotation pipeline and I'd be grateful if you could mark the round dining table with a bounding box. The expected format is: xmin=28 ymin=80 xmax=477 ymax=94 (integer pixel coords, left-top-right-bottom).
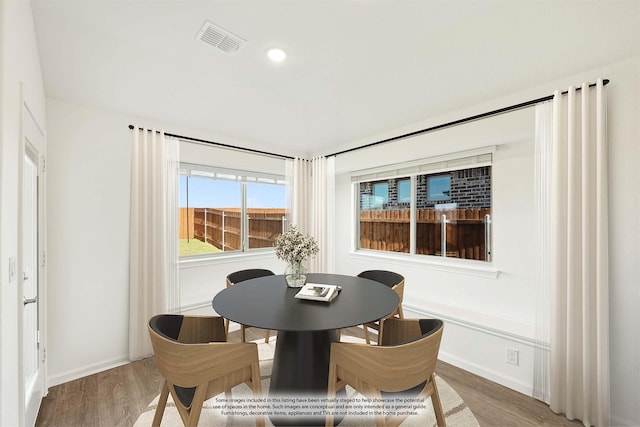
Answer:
xmin=212 ymin=273 xmax=400 ymax=425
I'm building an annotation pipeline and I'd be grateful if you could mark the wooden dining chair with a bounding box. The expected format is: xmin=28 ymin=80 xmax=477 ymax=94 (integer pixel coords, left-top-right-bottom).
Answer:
xmin=148 ymin=314 xmax=264 ymax=427
xmin=226 ymin=269 xmax=275 ymax=343
xmin=357 ymin=270 xmax=405 ymax=345
xmin=326 ymin=318 xmax=445 ymax=427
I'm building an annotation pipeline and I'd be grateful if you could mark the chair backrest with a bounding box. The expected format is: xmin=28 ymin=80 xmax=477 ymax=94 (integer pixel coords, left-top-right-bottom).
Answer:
xmin=357 ymin=269 xmax=405 ymax=302
xmin=148 ymin=314 xmax=263 ymax=426
xmin=150 ymin=313 xmax=183 ymax=340
xmin=150 ymin=314 xmax=226 ymax=344
xmin=379 ymin=318 xmax=443 ymax=392
xmin=380 ymin=318 xmax=443 ymax=347
xmin=148 ymin=314 xmax=240 ymax=388
xmin=357 ymin=270 xmax=404 ymax=288
xmin=226 ymin=268 xmax=275 ymax=286
xmin=331 ymin=318 xmax=443 ymax=394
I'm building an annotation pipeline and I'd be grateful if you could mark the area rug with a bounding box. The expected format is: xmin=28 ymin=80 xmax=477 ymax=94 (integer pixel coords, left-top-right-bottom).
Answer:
xmin=134 ymin=336 xmax=479 ymax=427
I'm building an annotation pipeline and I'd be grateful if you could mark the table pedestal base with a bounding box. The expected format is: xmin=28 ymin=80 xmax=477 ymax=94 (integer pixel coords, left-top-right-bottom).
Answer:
xmin=270 ymin=329 xmax=337 ymax=393
xmin=269 ymin=329 xmax=342 ymax=426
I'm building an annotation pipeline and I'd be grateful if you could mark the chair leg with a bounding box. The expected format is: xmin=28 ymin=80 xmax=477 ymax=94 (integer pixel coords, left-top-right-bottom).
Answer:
xmin=251 ymin=361 xmax=265 ymax=427
xmin=430 ymin=374 xmax=446 ymax=427
xmin=185 ymin=386 xmax=208 ymax=427
xmin=264 ymin=329 xmax=271 ymax=343
xmin=377 ymin=319 xmax=385 ymax=346
xmin=225 ymin=318 xmax=230 ymax=337
xmin=362 ymin=324 xmax=371 ymax=345
xmin=241 ymin=324 xmax=246 ymax=342
xmin=325 ymin=361 xmax=338 ymax=427
xmin=152 ymin=381 xmax=170 ymax=427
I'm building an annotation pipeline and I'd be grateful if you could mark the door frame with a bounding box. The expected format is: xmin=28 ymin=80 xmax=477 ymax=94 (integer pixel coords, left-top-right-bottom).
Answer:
xmin=18 ymin=89 xmax=47 ymax=427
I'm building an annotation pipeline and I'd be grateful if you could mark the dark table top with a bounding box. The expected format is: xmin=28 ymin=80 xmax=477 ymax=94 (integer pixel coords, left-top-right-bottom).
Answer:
xmin=212 ymin=273 xmax=400 ymax=332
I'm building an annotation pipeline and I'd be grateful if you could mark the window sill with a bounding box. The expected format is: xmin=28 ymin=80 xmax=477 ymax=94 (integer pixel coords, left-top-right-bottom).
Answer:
xmin=179 ymin=249 xmax=276 ymax=269
xmin=350 ymin=250 xmax=500 ymax=279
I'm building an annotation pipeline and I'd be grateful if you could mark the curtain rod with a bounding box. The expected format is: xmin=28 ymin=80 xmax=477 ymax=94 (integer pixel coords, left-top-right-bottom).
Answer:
xmin=127 ymin=125 xmax=295 ymax=160
xmin=327 ymin=79 xmax=609 ymax=158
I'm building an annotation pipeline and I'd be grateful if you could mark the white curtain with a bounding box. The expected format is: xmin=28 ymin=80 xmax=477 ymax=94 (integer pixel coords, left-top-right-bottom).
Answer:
xmin=129 ymin=127 xmax=180 ymax=360
xmin=309 ymin=156 xmax=335 ymax=273
xmin=533 ymin=100 xmax=553 ymax=403
xmin=285 ymin=156 xmax=335 ymax=273
xmin=286 ymin=158 xmax=311 ymax=232
xmin=547 ymin=79 xmax=609 ymax=426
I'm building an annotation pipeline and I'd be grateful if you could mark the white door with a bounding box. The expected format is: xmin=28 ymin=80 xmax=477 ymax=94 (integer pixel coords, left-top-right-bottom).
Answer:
xmin=22 ymin=105 xmax=46 ymax=427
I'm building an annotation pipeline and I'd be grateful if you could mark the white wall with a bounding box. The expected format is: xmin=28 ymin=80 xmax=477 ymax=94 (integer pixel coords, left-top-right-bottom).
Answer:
xmin=44 ymin=98 xmax=290 ymax=385
xmin=45 ymin=99 xmax=132 ymax=385
xmin=334 ymin=107 xmax=538 ymax=393
xmin=0 ymin=1 xmax=47 ymax=425
xmin=604 ymin=58 xmax=640 ymax=427
xmin=330 ymin=56 xmax=640 ymax=426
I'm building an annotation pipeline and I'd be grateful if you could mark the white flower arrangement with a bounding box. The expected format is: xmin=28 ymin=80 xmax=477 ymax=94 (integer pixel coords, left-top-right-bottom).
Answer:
xmin=274 ymin=224 xmax=319 ymax=264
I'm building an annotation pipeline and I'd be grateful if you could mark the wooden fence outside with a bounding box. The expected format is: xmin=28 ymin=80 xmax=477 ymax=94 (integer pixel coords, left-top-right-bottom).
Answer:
xmin=179 ymin=208 xmax=286 ymax=251
xmin=179 ymin=208 xmax=195 ymax=240
xmin=181 ymin=206 xmax=490 ymax=259
xmin=360 ymin=208 xmax=491 ymax=260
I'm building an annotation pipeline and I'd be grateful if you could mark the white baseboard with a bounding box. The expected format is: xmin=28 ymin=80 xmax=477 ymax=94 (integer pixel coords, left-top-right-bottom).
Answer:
xmin=179 ymin=300 xmax=214 ymax=313
xmin=403 ymin=303 xmax=536 ymax=397
xmin=48 ymin=303 xmax=533 ymax=394
xmin=437 ymin=349 xmax=532 ymax=396
xmin=46 ymin=304 xmax=242 ymax=389
xmin=48 ymin=355 xmax=130 ymax=387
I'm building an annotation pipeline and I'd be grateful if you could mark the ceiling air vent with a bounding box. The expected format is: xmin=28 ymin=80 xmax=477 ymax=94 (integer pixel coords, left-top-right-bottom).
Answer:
xmin=196 ymin=21 xmax=246 ymax=54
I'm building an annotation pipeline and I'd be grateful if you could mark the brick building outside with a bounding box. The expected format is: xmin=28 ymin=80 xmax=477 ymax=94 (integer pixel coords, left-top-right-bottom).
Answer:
xmin=360 ymin=166 xmax=491 ymax=210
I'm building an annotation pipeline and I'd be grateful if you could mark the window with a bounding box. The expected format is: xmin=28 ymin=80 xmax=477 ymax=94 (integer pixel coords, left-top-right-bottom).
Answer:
xmin=357 ymin=164 xmax=492 ymax=261
xmin=179 ymin=164 xmax=286 ymax=257
xmin=427 ymin=175 xmax=451 ymax=201
xmin=398 ymin=179 xmax=411 ymax=203
xmin=372 ymin=182 xmax=389 ymax=208
xmin=361 ymin=181 xmax=389 ymax=210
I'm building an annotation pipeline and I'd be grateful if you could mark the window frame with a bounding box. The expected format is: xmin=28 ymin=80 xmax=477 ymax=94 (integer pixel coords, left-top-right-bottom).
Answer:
xmin=179 ymin=162 xmax=287 ymax=260
xmin=352 ymin=148 xmax=494 ymax=265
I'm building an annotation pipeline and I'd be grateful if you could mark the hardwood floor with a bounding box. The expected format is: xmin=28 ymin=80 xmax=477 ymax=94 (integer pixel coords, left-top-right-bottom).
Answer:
xmin=36 ymin=357 xmax=162 ymax=427
xmin=435 ymin=362 xmax=579 ymax=427
xmin=36 ymin=327 xmax=580 ymax=427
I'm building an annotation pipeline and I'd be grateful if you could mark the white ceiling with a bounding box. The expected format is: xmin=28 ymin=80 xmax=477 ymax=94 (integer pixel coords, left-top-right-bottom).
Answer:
xmin=31 ymin=0 xmax=640 ymax=156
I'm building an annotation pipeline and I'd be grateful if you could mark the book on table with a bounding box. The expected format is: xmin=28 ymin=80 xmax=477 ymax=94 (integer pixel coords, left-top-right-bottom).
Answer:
xmin=294 ymin=283 xmax=341 ymax=302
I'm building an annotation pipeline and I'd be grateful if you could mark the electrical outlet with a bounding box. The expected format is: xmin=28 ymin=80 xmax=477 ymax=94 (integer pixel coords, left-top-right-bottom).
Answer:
xmin=506 ymin=347 xmax=519 ymax=366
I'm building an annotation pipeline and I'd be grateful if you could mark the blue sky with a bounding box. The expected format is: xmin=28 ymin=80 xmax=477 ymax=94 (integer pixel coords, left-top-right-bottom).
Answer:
xmin=179 ymin=176 xmax=286 ymax=208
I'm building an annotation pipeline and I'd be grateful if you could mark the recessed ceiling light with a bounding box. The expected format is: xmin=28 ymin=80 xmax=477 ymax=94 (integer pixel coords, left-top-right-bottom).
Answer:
xmin=267 ymin=48 xmax=287 ymax=62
